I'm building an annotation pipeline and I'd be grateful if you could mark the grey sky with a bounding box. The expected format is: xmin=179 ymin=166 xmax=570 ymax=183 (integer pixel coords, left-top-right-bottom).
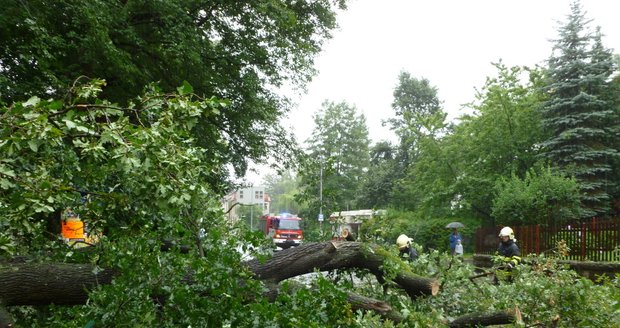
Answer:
xmin=282 ymin=0 xmax=620 ymax=145
xmin=247 ymin=0 xmax=620 ymax=184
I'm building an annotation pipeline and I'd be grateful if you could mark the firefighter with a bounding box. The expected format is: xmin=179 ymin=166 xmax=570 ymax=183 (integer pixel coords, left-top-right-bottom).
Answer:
xmin=396 ymin=234 xmax=418 ymax=261
xmin=495 ymin=226 xmax=521 ymax=282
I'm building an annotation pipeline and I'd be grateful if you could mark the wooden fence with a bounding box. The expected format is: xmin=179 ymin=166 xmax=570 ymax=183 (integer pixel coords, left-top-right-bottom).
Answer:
xmin=475 ymin=218 xmax=620 ymax=261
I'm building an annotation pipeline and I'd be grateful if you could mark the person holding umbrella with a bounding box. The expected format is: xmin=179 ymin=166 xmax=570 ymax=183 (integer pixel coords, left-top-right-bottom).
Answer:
xmin=446 ymin=222 xmax=464 ymax=255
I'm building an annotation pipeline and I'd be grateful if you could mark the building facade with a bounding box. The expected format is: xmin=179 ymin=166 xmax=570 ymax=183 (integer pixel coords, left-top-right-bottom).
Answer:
xmin=222 ymin=186 xmax=270 ymax=222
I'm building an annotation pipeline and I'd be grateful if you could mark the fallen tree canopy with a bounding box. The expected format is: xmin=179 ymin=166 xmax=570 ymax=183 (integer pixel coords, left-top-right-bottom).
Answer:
xmin=0 ymin=242 xmax=436 ymax=324
xmin=246 ymin=241 xmax=440 ymax=298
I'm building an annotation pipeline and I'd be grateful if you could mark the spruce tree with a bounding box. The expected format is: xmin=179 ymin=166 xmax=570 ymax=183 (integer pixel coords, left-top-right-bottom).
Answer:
xmin=539 ymin=1 xmax=620 ymax=217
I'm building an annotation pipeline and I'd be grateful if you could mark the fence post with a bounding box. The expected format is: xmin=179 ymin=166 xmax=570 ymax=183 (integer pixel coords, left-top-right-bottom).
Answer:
xmin=580 ymin=221 xmax=587 ymax=261
xmin=534 ymin=224 xmax=540 ymax=255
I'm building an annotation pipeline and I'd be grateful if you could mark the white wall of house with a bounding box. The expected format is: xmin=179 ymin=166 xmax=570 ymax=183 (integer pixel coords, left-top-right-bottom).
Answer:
xmin=222 ymin=186 xmax=270 ymax=222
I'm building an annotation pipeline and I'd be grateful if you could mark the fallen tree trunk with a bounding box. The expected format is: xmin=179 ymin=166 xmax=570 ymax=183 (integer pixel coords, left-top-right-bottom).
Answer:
xmin=264 ymin=280 xmax=404 ymax=323
xmin=246 ymin=241 xmax=439 ymax=298
xmin=0 ymin=263 xmax=116 ymax=306
xmin=0 ymin=242 xmax=437 ymax=309
xmin=449 ymin=306 xmax=522 ymax=327
xmin=473 ymin=254 xmax=620 ymax=281
xmin=346 ymin=291 xmax=404 ymax=323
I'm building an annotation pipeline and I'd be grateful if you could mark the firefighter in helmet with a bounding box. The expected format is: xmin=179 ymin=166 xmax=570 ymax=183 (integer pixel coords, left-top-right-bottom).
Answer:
xmin=495 ymin=226 xmax=521 ymax=282
xmin=396 ymin=234 xmax=418 ymax=261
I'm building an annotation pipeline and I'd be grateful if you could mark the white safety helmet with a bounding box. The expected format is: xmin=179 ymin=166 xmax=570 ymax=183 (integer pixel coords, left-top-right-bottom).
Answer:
xmin=498 ymin=227 xmax=515 ymax=240
xmin=396 ymin=234 xmax=413 ymax=250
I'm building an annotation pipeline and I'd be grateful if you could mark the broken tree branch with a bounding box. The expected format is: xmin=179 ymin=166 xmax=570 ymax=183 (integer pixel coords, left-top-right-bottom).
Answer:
xmin=449 ymin=306 xmax=522 ymax=327
xmin=245 ymin=241 xmax=439 ymax=298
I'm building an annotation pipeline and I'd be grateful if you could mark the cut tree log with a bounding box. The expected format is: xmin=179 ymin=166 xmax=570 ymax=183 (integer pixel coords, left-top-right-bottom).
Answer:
xmin=346 ymin=291 xmax=404 ymax=323
xmin=0 ymin=242 xmax=437 ymax=313
xmin=449 ymin=306 xmax=522 ymax=327
xmin=0 ymin=263 xmax=116 ymax=306
xmin=246 ymin=241 xmax=439 ymax=298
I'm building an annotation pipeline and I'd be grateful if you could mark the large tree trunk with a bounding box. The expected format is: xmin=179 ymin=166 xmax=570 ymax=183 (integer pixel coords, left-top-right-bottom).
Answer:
xmin=0 ymin=241 xmax=437 ymax=324
xmin=0 ymin=263 xmax=115 ymax=306
xmin=246 ymin=241 xmax=439 ymax=298
xmin=473 ymin=254 xmax=620 ymax=281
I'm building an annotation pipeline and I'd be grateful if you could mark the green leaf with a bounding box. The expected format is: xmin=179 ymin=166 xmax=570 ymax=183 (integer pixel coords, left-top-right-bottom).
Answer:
xmin=28 ymin=139 xmax=39 ymax=152
xmin=0 ymin=178 xmax=15 ymax=189
xmin=0 ymin=165 xmax=15 ymax=177
xmin=48 ymin=100 xmax=63 ymax=110
xmin=177 ymin=81 xmax=193 ymax=95
xmin=65 ymin=119 xmax=77 ymax=129
xmin=23 ymin=96 xmax=40 ymax=107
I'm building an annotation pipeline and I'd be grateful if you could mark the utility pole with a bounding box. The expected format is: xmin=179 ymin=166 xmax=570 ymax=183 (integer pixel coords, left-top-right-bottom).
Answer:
xmin=250 ymin=186 xmax=254 ymax=231
xmin=319 ymin=159 xmax=324 ymax=232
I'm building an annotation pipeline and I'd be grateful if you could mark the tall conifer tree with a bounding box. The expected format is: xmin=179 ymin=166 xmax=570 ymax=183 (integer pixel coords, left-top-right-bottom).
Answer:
xmin=539 ymin=1 xmax=620 ymax=217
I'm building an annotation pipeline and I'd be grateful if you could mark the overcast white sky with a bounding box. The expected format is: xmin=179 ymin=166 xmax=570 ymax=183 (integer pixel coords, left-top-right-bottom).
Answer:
xmin=248 ymin=0 xmax=620 ymax=184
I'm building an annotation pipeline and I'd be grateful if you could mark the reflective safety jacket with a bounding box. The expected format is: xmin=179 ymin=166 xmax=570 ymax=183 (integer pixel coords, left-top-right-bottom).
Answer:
xmin=497 ymin=239 xmax=521 ymax=268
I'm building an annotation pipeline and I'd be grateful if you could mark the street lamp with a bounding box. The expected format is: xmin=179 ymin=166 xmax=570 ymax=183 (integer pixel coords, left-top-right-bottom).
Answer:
xmin=250 ymin=186 xmax=255 ymax=231
xmin=318 ymin=158 xmax=324 ymax=231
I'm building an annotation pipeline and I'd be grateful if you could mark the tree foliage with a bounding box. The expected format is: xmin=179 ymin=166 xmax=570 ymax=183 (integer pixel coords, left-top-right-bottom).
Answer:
xmin=0 ymin=0 xmax=346 ymax=180
xmin=0 ymin=0 xmax=344 ymax=104
xmin=297 ymin=100 xmax=370 ymax=218
xmin=385 ymin=72 xmax=449 ymax=212
xmin=0 ymin=80 xmax=226 ymax=255
xmin=443 ymin=64 xmax=547 ymax=221
xmin=390 ymin=64 xmax=546 ymax=222
xmin=387 ymin=72 xmax=447 ymax=172
xmin=539 ymin=1 xmax=620 ymax=217
xmin=357 ymin=141 xmax=399 ymax=209
xmin=0 ymin=82 xmax=362 ymax=327
xmin=492 ymin=167 xmax=582 ymax=225
xmin=263 ymin=170 xmax=302 ymax=214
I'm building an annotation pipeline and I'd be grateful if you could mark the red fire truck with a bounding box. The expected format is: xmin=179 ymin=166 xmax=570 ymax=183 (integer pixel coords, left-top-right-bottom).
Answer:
xmin=259 ymin=213 xmax=303 ymax=249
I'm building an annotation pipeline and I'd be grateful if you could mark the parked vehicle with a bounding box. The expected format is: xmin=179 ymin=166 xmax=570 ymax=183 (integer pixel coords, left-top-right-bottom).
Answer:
xmin=259 ymin=213 xmax=303 ymax=249
xmin=329 ymin=209 xmax=386 ymax=240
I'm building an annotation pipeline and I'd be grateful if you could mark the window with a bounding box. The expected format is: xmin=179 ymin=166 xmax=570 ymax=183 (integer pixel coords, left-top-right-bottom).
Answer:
xmin=255 ymin=190 xmax=263 ymax=200
xmin=279 ymin=219 xmax=300 ymax=229
xmin=239 ymin=191 xmax=244 ymax=199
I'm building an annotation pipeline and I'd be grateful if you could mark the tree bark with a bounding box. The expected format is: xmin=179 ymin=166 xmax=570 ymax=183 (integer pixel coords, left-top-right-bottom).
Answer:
xmin=0 ymin=263 xmax=116 ymax=306
xmin=0 ymin=241 xmax=437 ymax=309
xmin=473 ymin=254 xmax=620 ymax=281
xmin=449 ymin=306 xmax=522 ymax=327
xmin=346 ymin=292 xmax=404 ymax=323
xmin=246 ymin=241 xmax=439 ymax=298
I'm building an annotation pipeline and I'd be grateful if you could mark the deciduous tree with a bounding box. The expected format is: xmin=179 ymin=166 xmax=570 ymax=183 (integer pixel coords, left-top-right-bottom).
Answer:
xmin=298 ymin=100 xmax=370 ymax=219
xmin=357 ymin=141 xmax=399 ymax=209
xmin=0 ymin=0 xmax=346 ymax=182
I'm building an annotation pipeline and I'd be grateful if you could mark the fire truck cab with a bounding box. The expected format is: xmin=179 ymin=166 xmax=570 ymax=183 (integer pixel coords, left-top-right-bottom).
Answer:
xmin=259 ymin=213 xmax=303 ymax=249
